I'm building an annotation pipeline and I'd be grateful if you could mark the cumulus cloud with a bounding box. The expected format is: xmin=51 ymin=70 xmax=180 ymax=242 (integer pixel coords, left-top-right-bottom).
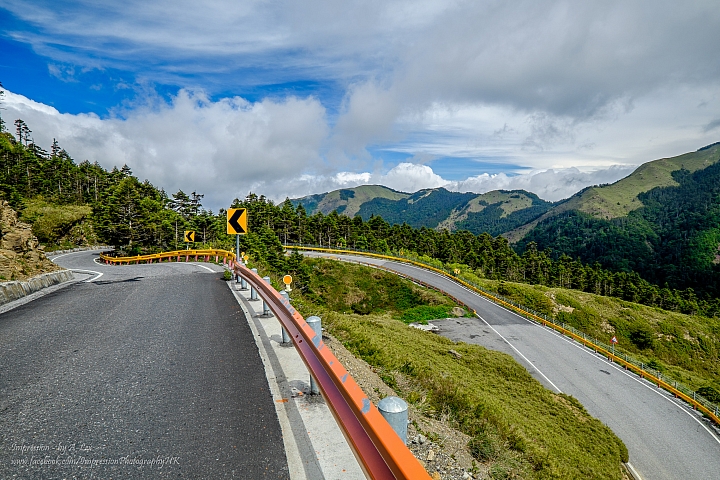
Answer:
xmin=247 ymin=162 xmax=635 ymax=203
xmin=0 ymin=88 xmax=697 ymax=208
xmin=449 ymin=165 xmax=637 ymax=202
xmin=3 ymin=90 xmax=328 ymax=209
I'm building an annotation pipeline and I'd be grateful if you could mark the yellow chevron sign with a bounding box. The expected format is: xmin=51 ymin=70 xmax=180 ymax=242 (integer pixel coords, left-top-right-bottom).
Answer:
xmin=227 ymin=208 xmax=248 ymax=234
xmin=184 ymin=230 xmax=195 ymax=242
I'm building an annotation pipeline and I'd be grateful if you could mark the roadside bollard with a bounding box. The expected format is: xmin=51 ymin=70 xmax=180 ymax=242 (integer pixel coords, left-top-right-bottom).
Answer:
xmin=250 ymin=268 xmax=259 ymax=301
xmin=378 ymin=396 xmax=409 ymax=444
xmin=240 ymin=276 xmax=248 ymax=290
xmin=279 ymin=291 xmax=292 ymax=344
xmin=262 ymin=276 xmax=272 ymax=316
xmin=307 ymin=316 xmax=322 ymax=395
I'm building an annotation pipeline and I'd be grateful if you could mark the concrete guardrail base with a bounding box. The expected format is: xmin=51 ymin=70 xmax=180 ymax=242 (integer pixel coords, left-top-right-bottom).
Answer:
xmin=0 ymin=270 xmax=75 ymax=307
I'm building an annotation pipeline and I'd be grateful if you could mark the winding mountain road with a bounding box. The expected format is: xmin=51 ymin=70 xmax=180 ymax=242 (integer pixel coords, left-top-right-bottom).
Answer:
xmin=304 ymin=251 xmax=720 ymax=480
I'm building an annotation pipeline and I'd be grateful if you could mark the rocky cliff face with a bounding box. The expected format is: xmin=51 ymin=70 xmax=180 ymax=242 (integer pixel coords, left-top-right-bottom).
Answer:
xmin=0 ymin=201 xmax=61 ymax=282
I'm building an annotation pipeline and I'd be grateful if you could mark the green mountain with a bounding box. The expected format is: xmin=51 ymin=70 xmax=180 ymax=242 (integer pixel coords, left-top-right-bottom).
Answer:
xmin=512 ymin=142 xmax=720 ymax=296
xmin=295 ymin=185 xmax=409 ymax=217
xmin=293 ymin=186 xmax=553 ymax=236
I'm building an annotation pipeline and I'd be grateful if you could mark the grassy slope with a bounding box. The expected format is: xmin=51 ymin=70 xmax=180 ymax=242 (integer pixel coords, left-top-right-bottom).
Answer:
xmin=504 ymin=144 xmax=720 ymax=242
xmin=438 ymin=190 xmax=535 ymax=231
xmin=289 ymin=258 xmax=628 ymax=479
xmin=575 ymin=144 xmax=720 ymax=219
xmin=313 ymin=185 xmax=409 ymax=217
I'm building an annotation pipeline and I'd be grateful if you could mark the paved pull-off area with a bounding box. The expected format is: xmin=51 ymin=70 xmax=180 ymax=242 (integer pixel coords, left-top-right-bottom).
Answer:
xmin=304 ymin=252 xmax=720 ymax=480
xmin=0 ymin=251 xmax=288 ymax=478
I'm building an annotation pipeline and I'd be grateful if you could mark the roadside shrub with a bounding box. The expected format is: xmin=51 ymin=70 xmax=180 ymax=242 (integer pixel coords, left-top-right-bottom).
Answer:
xmin=697 ymin=385 xmax=720 ymax=403
xmin=22 ymin=198 xmax=92 ymax=244
xmin=629 ymin=322 xmax=655 ymax=349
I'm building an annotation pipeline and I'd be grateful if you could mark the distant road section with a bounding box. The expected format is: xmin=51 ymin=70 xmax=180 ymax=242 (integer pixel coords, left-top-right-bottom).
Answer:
xmin=303 ymin=251 xmax=720 ymax=480
xmin=0 ymin=250 xmax=288 ymax=478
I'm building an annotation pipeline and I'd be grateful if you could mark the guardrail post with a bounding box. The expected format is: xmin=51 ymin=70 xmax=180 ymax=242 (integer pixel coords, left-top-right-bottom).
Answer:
xmin=307 ymin=316 xmax=322 ymax=395
xmin=378 ymin=396 xmax=409 ymax=444
xmin=250 ymin=268 xmax=259 ymax=301
xmin=262 ymin=277 xmax=272 ymax=316
xmin=279 ymin=292 xmax=292 ymax=344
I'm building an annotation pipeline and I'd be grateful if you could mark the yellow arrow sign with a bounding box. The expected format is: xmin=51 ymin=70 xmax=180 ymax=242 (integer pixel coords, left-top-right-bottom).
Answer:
xmin=184 ymin=230 xmax=195 ymax=242
xmin=227 ymin=208 xmax=248 ymax=234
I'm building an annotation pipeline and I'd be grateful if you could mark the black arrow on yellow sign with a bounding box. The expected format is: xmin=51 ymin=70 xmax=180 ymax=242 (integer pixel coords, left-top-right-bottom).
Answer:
xmin=227 ymin=208 xmax=248 ymax=234
xmin=184 ymin=230 xmax=195 ymax=242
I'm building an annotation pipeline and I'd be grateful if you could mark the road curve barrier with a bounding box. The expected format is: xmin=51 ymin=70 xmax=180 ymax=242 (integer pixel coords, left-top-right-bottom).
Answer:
xmin=233 ymin=262 xmax=432 ymax=480
xmin=286 ymin=245 xmax=720 ymax=428
xmin=100 ymin=249 xmax=237 ymax=266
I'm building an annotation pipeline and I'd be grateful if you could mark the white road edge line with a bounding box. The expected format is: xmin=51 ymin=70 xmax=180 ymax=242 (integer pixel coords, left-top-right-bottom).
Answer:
xmin=469 ymin=293 xmax=720 ymax=447
xmin=194 ymin=264 xmax=216 ymax=273
xmin=228 ymin=283 xmax=305 ymax=480
xmin=475 ymin=313 xmax=563 ymax=393
xmin=71 ymin=269 xmax=103 ymax=282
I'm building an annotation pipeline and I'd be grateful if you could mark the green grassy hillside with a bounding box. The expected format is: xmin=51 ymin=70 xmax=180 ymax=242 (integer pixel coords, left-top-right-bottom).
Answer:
xmin=575 ymin=142 xmax=720 ymax=220
xmin=357 ymin=188 xmax=478 ymax=228
xmin=293 ymin=185 xmax=409 ymax=217
xmin=286 ymin=258 xmax=628 ymax=479
xmin=518 ymin=154 xmax=720 ymax=296
xmin=439 ymin=190 xmax=553 ymax=236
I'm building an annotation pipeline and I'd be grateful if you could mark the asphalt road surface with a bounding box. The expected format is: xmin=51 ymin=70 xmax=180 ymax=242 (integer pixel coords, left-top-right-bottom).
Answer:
xmin=305 ymin=251 xmax=720 ymax=480
xmin=0 ymin=250 xmax=288 ymax=479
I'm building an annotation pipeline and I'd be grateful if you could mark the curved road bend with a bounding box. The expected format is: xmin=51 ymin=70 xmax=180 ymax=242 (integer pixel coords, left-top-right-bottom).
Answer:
xmin=305 ymin=252 xmax=720 ymax=480
xmin=0 ymin=250 xmax=288 ymax=479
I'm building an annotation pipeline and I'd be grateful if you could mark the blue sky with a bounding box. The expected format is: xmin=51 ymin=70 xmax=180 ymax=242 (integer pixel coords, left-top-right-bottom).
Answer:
xmin=2 ymin=1 xmax=719 ymax=210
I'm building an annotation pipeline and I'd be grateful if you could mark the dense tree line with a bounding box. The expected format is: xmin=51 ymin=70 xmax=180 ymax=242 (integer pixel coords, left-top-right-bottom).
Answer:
xmin=236 ymin=195 xmax=720 ymax=319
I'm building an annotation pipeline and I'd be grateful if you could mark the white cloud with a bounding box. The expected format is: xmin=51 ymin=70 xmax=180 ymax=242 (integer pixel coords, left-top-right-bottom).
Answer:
xmin=449 ymin=165 xmax=637 ymax=202
xmin=3 ymin=90 xmax=328 ymax=210
xmin=0 ymin=88 xmax=703 ymax=208
xmin=245 ymin=161 xmax=634 ymax=203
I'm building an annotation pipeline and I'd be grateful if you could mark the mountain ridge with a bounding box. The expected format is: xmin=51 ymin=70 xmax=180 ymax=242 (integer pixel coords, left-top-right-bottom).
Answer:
xmin=293 ymin=186 xmax=554 ymax=236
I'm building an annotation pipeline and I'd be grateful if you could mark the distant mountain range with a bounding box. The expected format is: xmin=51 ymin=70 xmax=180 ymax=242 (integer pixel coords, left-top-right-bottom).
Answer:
xmin=293 ymin=142 xmax=720 ymax=295
xmin=293 ymin=186 xmax=554 ymax=237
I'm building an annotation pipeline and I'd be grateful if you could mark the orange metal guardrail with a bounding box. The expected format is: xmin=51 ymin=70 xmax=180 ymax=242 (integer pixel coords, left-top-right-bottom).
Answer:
xmin=233 ymin=263 xmax=432 ymax=480
xmin=99 ymin=249 xmax=236 ymax=265
xmin=287 ymin=245 xmax=720 ymax=427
